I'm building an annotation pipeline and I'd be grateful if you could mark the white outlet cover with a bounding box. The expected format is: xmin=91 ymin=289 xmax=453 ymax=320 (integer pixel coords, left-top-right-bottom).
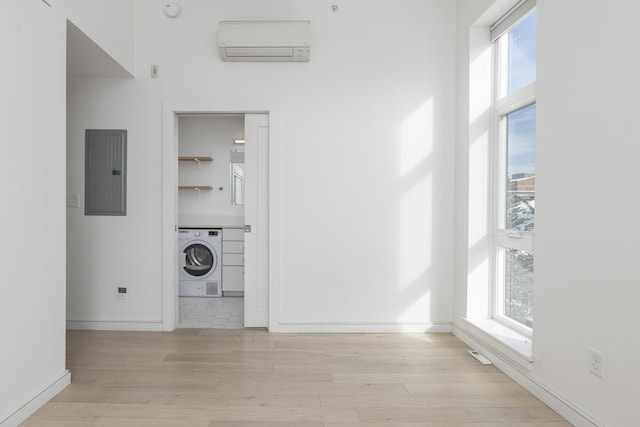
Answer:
xmin=588 ymin=349 xmax=605 ymax=378
xmin=66 ymin=194 xmax=80 ymax=208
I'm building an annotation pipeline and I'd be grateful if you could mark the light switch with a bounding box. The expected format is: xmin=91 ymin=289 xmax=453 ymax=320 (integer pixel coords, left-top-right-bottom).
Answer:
xmin=66 ymin=194 xmax=79 ymax=208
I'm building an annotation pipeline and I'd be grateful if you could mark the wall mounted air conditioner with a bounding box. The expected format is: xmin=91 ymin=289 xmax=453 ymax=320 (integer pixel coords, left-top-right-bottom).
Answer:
xmin=218 ymin=20 xmax=310 ymax=62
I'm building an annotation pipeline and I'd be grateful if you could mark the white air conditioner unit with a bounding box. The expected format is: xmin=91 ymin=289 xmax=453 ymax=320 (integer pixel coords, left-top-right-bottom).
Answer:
xmin=218 ymin=20 xmax=310 ymax=62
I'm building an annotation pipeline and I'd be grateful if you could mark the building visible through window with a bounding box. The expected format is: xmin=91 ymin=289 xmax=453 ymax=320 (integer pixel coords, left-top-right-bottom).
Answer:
xmin=491 ymin=1 xmax=537 ymax=333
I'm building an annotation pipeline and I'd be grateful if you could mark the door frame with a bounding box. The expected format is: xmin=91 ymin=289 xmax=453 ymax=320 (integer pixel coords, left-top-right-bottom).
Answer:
xmin=161 ymin=100 xmax=280 ymax=331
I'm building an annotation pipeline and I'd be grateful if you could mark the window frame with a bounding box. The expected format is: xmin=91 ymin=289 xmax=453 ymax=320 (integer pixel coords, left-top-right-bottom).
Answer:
xmin=489 ymin=5 xmax=537 ymax=338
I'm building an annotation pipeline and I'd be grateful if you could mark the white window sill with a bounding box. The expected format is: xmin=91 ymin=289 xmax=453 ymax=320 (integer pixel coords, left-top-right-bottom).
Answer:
xmin=460 ymin=317 xmax=533 ymax=371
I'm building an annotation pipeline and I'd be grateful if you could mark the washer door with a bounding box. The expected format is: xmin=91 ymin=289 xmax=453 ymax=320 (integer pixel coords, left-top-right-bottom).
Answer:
xmin=180 ymin=241 xmax=217 ymax=279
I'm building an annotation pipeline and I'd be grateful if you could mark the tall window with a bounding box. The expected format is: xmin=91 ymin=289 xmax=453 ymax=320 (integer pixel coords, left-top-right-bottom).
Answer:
xmin=491 ymin=1 xmax=537 ymax=335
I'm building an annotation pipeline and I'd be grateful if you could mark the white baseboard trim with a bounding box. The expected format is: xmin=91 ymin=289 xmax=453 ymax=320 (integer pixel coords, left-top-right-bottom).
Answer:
xmin=271 ymin=321 xmax=452 ymax=333
xmin=67 ymin=320 xmax=164 ymax=331
xmin=1 ymin=370 xmax=70 ymax=427
xmin=452 ymin=322 xmax=602 ymax=427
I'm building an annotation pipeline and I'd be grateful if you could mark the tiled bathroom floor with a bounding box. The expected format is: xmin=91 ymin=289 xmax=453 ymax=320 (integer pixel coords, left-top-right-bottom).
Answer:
xmin=178 ymin=296 xmax=244 ymax=328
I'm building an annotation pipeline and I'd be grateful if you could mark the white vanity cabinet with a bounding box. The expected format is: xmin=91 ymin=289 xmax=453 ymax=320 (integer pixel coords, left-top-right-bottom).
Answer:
xmin=222 ymin=228 xmax=244 ymax=295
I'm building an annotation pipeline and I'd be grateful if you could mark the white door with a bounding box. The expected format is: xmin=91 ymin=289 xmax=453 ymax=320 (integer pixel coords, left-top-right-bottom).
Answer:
xmin=244 ymin=113 xmax=269 ymax=327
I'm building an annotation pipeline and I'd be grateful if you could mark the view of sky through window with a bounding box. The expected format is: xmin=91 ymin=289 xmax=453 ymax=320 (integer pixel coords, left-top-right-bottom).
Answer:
xmin=506 ymin=11 xmax=537 ymax=180
xmin=508 ymin=11 xmax=537 ymax=94
xmin=507 ymin=103 xmax=536 ymax=177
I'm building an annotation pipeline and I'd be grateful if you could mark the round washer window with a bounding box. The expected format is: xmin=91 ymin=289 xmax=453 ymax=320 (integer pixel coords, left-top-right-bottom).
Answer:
xmin=182 ymin=243 xmax=214 ymax=277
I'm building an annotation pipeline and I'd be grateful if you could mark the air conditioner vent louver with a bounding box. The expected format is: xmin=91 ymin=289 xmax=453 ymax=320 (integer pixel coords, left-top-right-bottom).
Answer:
xmin=218 ymin=21 xmax=311 ymax=62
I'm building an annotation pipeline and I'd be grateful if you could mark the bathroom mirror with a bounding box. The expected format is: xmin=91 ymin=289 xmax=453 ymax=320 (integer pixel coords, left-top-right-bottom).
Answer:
xmin=230 ymin=151 xmax=245 ymax=205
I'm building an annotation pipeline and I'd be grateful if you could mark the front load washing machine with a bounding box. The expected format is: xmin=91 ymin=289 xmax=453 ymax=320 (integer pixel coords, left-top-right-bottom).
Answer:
xmin=178 ymin=228 xmax=222 ymax=297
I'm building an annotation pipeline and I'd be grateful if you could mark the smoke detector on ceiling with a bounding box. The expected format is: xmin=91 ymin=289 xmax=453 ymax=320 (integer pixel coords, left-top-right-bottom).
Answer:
xmin=164 ymin=2 xmax=181 ymax=18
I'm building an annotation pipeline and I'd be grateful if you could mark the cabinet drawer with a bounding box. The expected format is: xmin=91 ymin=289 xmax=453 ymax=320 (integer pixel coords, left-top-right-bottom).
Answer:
xmin=223 ymin=253 xmax=244 ymax=266
xmin=223 ymin=266 xmax=244 ymax=291
xmin=223 ymin=241 xmax=244 ymax=254
xmin=223 ymin=228 xmax=244 ymax=241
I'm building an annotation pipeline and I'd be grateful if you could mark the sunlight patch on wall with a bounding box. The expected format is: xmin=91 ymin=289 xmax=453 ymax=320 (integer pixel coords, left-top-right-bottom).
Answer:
xmin=466 ymin=30 xmax=493 ymax=320
xmin=468 ymin=131 xmax=489 ymax=247
xmin=397 ymin=97 xmax=434 ymax=322
xmin=469 ymin=45 xmax=491 ymax=123
xmin=467 ymin=257 xmax=489 ymax=318
xmin=400 ymin=99 xmax=433 ymax=175
xmin=398 ymin=290 xmax=432 ymax=323
xmin=398 ymin=174 xmax=433 ymax=290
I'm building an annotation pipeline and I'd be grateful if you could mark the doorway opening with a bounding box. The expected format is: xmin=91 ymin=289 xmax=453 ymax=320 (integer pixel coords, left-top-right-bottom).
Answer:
xmin=161 ymin=106 xmax=273 ymax=332
xmin=177 ymin=114 xmax=245 ymax=328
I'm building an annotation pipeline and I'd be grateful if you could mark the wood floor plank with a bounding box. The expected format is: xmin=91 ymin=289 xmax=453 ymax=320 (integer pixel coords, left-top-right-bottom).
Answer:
xmin=51 ymin=384 xmax=155 ymax=404
xmin=325 ymin=423 xmax=572 ymax=427
xmin=332 ymin=372 xmax=508 ymax=385
xmin=405 ymin=382 xmax=531 ymax=397
xmin=103 ymin=404 xmax=361 ymax=424
xmin=20 ymin=329 xmax=571 ymax=426
xmin=149 ymin=390 xmax=321 ymax=408
xmin=357 ymin=406 xmax=473 ymax=423
xmin=209 ymin=423 xmax=322 ymax=427
xmin=212 ymin=381 xmax=411 ymax=396
xmin=320 ymin=394 xmax=546 ymax=409
xmin=465 ymin=407 xmax=568 ymax=423
xmin=277 ymin=359 xmax=494 ymax=375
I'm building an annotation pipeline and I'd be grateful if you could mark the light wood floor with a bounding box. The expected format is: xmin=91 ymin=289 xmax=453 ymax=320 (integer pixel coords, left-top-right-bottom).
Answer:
xmin=23 ymin=329 xmax=572 ymax=426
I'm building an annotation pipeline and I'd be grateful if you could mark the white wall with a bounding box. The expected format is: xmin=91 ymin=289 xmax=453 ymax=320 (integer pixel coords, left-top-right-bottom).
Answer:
xmin=534 ymin=0 xmax=640 ymax=424
xmin=454 ymin=0 xmax=640 ymax=425
xmin=0 ymin=0 xmax=137 ymax=422
xmin=66 ymin=76 xmax=164 ymax=326
xmin=66 ymin=0 xmax=457 ymax=331
xmin=452 ymin=0 xmax=496 ymax=325
xmin=58 ymin=0 xmax=135 ymax=74
xmin=178 ymin=115 xmax=244 ymax=219
xmin=0 ymin=1 xmax=69 ymax=423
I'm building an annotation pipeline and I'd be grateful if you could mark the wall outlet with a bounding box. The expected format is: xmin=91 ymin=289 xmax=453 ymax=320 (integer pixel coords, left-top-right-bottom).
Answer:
xmin=117 ymin=287 xmax=127 ymax=300
xmin=588 ymin=349 xmax=605 ymax=378
xmin=150 ymin=64 xmax=160 ymax=78
xmin=66 ymin=194 xmax=80 ymax=208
